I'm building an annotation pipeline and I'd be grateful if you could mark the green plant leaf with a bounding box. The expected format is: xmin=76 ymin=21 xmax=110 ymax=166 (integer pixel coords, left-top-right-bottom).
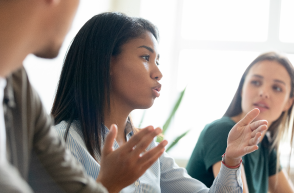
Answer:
xmin=137 ymin=87 xmax=188 ymax=150
xmin=162 ymin=87 xmax=186 ymax=134
xmin=156 ymin=134 xmax=164 ymax=143
xmin=166 ymin=130 xmax=190 ymax=152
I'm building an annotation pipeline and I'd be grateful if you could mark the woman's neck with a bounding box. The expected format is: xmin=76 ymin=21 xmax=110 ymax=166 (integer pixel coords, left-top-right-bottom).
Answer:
xmin=104 ymin=100 xmax=132 ymax=146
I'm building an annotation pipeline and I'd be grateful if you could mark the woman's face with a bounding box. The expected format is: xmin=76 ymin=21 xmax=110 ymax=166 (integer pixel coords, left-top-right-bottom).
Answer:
xmin=241 ymin=60 xmax=293 ymax=125
xmin=110 ymin=31 xmax=162 ymax=110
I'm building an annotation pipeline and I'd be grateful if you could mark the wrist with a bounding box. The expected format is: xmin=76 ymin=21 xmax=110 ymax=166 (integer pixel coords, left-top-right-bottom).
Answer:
xmin=222 ymin=153 xmax=242 ymax=168
xmin=96 ymin=175 xmax=119 ymax=193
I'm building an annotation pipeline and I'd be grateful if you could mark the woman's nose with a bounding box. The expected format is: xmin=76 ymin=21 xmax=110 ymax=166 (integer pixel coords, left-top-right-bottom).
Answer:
xmin=152 ymin=65 xmax=163 ymax=81
xmin=259 ymin=89 xmax=269 ymax=99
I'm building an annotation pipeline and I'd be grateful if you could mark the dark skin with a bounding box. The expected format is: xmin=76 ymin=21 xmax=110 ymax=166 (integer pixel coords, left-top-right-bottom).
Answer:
xmin=100 ymin=31 xmax=167 ymax=192
xmin=97 ymin=125 xmax=167 ymax=193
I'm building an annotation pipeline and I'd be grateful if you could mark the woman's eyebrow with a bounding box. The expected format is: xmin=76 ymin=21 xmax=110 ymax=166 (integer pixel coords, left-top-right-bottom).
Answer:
xmin=274 ymin=79 xmax=286 ymax=85
xmin=138 ymin=45 xmax=154 ymax=53
xmin=138 ymin=45 xmax=160 ymax=59
xmin=252 ymin=74 xmax=263 ymax=79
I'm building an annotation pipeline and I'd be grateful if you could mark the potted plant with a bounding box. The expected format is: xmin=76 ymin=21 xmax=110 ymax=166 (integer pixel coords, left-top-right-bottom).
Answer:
xmin=138 ymin=87 xmax=189 ymax=152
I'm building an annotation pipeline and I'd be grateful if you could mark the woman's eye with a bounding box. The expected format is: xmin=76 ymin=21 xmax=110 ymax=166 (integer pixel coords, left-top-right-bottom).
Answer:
xmin=273 ymin=85 xmax=282 ymax=92
xmin=142 ymin=55 xmax=150 ymax=61
xmin=251 ymin=80 xmax=261 ymax=86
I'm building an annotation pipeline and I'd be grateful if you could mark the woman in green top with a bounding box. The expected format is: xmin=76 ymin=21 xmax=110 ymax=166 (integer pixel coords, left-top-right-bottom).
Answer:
xmin=186 ymin=52 xmax=294 ymax=193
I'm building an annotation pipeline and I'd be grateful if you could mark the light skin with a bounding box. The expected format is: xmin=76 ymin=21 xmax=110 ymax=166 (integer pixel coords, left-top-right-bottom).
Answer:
xmin=0 ymin=0 xmax=79 ymax=77
xmin=102 ymin=31 xmax=268 ymax=192
xmin=0 ymin=0 xmax=167 ymax=192
xmin=213 ymin=60 xmax=294 ymax=193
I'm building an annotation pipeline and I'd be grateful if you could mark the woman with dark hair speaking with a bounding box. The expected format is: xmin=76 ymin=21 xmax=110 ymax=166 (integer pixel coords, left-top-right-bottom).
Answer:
xmin=187 ymin=52 xmax=294 ymax=193
xmin=51 ymin=12 xmax=267 ymax=193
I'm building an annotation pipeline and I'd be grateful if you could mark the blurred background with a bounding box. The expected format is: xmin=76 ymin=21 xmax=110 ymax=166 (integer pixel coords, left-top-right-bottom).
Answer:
xmin=24 ymin=0 xmax=294 ymax=178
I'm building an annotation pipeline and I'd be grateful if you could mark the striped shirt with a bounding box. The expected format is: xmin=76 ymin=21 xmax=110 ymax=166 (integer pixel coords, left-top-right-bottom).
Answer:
xmin=55 ymin=120 xmax=243 ymax=193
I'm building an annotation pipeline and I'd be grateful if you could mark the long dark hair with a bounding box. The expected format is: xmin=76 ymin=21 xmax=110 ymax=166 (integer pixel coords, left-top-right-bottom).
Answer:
xmin=51 ymin=12 xmax=159 ymax=157
xmin=224 ymin=52 xmax=294 ymax=150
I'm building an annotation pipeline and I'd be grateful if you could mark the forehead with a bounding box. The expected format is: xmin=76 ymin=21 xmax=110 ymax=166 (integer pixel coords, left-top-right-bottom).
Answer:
xmin=120 ymin=31 xmax=159 ymax=54
xmin=247 ymin=60 xmax=291 ymax=83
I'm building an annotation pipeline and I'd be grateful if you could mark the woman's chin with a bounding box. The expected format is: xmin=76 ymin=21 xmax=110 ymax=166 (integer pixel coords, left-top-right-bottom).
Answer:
xmin=136 ymin=101 xmax=155 ymax=110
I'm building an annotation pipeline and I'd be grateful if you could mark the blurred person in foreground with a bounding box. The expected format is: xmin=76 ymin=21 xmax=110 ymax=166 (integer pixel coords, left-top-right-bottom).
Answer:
xmin=0 ymin=0 xmax=168 ymax=192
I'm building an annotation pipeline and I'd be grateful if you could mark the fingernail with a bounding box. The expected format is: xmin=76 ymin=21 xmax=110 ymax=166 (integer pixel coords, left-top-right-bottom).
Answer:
xmin=163 ymin=140 xmax=168 ymax=146
xmin=155 ymin=127 xmax=161 ymax=133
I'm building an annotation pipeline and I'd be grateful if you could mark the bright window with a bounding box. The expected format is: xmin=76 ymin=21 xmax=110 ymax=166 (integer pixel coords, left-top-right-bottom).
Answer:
xmin=280 ymin=0 xmax=294 ymax=42
xmin=182 ymin=0 xmax=270 ymax=41
xmin=139 ymin=0 xmax=294 ymax=163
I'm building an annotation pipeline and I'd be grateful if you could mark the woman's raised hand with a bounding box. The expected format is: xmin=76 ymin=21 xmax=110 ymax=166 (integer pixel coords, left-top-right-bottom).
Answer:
xmin=96 ymin=124 xmax=168 ymax=193
xmin=225 ymin=108 xmax=268 ymax=167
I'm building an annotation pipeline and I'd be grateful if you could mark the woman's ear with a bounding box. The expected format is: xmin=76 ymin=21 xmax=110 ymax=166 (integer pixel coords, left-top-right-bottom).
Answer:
xmin=283 ymin=97 xmax=294 ymax=111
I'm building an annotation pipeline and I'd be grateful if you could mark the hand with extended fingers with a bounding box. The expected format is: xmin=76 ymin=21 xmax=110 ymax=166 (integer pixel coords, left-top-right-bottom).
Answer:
xmin=224 ymin=108 xmax=268 ymax=167
xmin=96 ymin=124 xmax=168 ymax=193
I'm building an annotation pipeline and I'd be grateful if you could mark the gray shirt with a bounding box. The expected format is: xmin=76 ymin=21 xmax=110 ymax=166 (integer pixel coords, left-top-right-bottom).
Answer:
xmin=1 ymin=67 xmax=107 ymax=193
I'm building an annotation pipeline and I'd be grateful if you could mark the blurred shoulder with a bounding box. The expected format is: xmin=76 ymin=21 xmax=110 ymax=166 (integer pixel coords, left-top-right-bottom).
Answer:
xmin=201 ymin=116 xmax=236 ymax=137
xmin=55 ymin=120 xmax=85 ymax=144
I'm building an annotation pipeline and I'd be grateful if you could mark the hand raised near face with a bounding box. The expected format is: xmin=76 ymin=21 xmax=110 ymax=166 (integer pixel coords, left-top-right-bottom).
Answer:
xmin=96 ymin=124 xmax=168 ymax=193
xmin=224 ymin=108 xmax=268 ymax=167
